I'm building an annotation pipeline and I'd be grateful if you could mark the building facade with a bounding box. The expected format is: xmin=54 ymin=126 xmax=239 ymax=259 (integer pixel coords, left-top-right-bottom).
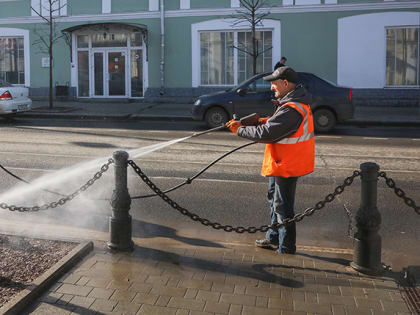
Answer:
xmin=0 ymin=0 xmax=419 ymax=102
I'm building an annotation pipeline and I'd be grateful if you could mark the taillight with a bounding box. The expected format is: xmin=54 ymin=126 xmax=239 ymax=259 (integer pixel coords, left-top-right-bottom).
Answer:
xmin=0 ymin=91 xmax=12 ymax=100
xmin=348 ymin=88 xmax=352 ymax=103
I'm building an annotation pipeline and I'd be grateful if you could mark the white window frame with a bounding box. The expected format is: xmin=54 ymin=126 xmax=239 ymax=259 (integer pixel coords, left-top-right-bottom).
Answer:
xmin=31 ymin=0 xmax=67 ymax=17
xmin=0 ymin=28 xmax=30 ymax=86
xmin=191 ymin=19 xmax=281 ymax=87
xmin=385 ymin=26 xmax=420 ymax=87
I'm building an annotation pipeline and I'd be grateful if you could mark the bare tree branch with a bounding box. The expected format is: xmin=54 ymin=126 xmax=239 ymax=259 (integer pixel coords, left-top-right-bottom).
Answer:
xmin=31 ymin=6 xmax=50 ymax=23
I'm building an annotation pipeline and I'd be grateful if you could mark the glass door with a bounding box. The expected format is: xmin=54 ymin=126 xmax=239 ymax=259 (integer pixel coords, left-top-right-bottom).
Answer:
xmin=107 ymin=51 xmax=126 ymax=96
xmin=93 ymin=52 xmax=104 ymax=96
xmin=130 ymin=49 xmax=143 ymax=97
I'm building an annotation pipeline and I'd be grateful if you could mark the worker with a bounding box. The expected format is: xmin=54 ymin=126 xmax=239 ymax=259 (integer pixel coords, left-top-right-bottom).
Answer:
xmin=226 ymin=66 xmax=315 ymax=254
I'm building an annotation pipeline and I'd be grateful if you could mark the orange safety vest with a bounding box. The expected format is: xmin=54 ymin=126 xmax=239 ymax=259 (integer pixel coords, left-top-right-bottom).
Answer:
xmin=261 ymin=102 xmax=315 ymax=177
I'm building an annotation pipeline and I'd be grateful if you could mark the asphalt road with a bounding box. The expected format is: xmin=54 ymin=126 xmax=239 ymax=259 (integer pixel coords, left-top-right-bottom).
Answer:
xmin=0 ymin=117 xmax=419 ymax=270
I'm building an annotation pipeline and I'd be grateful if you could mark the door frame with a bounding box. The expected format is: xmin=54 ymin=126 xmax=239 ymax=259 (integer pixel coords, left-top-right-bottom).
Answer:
xmin=71 ymin=29 xmax=148 ymax=99
xmin=90 ymin=48 xmax=128 ymax=98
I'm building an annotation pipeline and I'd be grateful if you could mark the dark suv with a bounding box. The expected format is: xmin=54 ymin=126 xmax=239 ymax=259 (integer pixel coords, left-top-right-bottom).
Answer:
xmin=191 ymin=72 xmax=354 ymax=132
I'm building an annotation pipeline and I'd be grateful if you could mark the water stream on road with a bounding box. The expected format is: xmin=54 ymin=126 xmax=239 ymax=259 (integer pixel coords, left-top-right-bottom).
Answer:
xmin=0 ymin=136 xmax=189 ymax=204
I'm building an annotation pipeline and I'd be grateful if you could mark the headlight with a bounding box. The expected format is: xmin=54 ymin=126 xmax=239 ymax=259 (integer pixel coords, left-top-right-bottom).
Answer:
xmin=194 ymin=99 xmax=201 ymax=106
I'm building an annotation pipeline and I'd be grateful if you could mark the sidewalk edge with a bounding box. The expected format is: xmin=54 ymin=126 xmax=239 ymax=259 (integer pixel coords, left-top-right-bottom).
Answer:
xmin=0 ymin=241 xmax=93 ymax=315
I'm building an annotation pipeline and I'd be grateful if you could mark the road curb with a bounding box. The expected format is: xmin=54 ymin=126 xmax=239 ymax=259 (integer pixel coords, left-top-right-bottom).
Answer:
xmin=0 ymin=241 xmax=93 ymax=315
xmin=21 ymin=113 xmax=194 ymax=121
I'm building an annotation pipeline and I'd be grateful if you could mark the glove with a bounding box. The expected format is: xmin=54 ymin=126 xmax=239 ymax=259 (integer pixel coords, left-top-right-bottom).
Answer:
xmin=226 ymin=119 xmax=242 ymax=134
xmin=258 ymin=117 xmax=269 ymax=124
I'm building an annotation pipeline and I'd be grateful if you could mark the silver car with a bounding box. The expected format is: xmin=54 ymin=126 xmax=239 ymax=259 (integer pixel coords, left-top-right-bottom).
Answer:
xmin=0 ymin=80 xmax=32 ymax=116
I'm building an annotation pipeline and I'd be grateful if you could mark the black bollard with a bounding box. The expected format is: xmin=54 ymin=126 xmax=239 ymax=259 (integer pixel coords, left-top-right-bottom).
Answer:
xmin=351 ymin=162 xmax=383 ymax=275
xmin=108 ymin=151 xmax=134 ymax=251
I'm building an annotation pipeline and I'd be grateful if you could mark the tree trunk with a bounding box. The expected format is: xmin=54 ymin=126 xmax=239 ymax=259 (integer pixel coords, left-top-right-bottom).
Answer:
xmin=251 ymin=8 xmax=257 ymax=76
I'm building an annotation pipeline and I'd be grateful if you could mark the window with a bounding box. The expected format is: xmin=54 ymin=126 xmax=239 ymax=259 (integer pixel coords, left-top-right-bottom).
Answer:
xmin=199 ymin=30 xmax=272 ymax=86
xmin=386 ymin=27 xmax=419 ymax=86
xmin=31 ymin=0 xmax=67 ymax=17
xmin=0 ymin=37 xmax=25 ymax=84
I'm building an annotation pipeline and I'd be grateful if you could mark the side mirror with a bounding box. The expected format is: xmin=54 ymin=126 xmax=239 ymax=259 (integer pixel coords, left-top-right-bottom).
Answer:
xmin=237 ymin=88 xmax=247 ymax=96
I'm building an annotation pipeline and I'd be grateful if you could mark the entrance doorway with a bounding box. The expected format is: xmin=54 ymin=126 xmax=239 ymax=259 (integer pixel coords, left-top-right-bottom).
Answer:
xmin=93 ymin=50 xmax=127 ymax=97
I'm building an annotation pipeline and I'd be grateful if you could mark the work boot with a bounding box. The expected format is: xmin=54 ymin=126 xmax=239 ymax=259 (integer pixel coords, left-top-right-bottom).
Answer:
xmin=255 ymin=239 xmax=278 ymax=250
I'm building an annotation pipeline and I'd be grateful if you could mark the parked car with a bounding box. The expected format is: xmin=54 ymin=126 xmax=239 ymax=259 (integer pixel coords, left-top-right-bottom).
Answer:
xmin=192 ymin=72 xmax=354 ymax=132
xmin=0 ymin=80 xmax=32 ymax=117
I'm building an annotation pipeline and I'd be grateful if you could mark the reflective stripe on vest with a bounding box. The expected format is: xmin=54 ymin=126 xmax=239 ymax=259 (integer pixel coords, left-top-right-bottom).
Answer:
xmin=278 ymin=102 xmax=314 ymax=144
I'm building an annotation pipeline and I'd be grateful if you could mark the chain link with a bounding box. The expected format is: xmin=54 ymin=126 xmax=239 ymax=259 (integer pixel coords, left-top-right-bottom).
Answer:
xmin=379 ymin=171 xmax=420 ymax=215
xmin=128 ymin=160 xmax=360 ymax=233
xmin=0 ymin=159 xmax=114 ymax=212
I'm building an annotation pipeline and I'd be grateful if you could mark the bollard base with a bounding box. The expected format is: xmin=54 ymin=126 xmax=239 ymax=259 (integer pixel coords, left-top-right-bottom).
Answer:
xmin=107 ymin=241 xmax=134 ymax=252
xmin=108 ymin=215 xmax=134 ymax=252
xmin=350 ymin=261 xmax=384 ymax=276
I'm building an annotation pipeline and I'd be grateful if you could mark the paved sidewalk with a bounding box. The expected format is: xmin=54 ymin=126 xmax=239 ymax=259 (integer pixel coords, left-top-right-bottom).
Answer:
xmin=21 ymin=100 xmax=420 ymax=126
xmin=24 ymin=238 xmax=413 ymax=315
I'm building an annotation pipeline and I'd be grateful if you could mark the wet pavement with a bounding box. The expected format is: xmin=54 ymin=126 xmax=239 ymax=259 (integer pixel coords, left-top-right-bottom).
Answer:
xmin=24 ymin=239 xmax=414 ymax=315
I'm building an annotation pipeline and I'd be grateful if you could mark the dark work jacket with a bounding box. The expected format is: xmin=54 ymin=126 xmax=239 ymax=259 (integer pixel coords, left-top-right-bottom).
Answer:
xmin=237 ymin=85 xmax=312 ymax=144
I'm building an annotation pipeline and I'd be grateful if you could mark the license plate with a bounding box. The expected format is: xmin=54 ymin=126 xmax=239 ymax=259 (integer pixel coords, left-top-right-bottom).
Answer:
xmin=18 ymin=104 xmax=27 ymax=111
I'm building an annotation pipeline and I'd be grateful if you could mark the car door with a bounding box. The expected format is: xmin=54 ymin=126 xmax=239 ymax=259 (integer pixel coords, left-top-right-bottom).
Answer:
xmin=233 ymin=76 xmax=274 ymax=118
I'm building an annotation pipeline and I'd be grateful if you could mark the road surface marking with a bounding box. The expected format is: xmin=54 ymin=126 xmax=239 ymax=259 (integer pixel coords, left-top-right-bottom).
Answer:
xmin=363 ymin=137 xmax=389 ymax=140
xmin=316 ymin=136 xmax=342 ymax=139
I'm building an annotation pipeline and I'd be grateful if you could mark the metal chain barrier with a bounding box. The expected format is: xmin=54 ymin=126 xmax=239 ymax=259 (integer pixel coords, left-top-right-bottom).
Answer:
xmin=128 ymin=160 xmax=360 ymax=233
xmin=0 ymin=159 xmax=114 ymax=212
xmin=379 ymin=171 xmax=420 ymax=215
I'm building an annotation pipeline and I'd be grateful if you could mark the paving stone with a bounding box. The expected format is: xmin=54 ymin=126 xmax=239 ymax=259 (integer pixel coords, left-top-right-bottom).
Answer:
xmin=132 ymin=292 xmax=159 ymax=305
xmin=184 ymin=288 xmax=199 ymax=299
xmin=167 ymin=296 xmax=206 ymax=311
xmin=212 ymin=283 xmax=234 ymax=293
xmin=178 ymin=279 xmax=213 ymax=290
xmin=137 ymin=304 xmax=177 ymax=315
xmin=68 ymin=296 xmax=95 ymax=309
xmin=189 ymin=311 xmax=213 ymax=315
xmin=56 ymin=284 xmax=93 ymax=297
xmin=29 ymin=302 xmax=72 ymax=314
xmin=245 ymin=286 xmax=281 ymax=298
xmin=109 ymin=289 xmax=137 ymax=302
xmin=355 ymin=297 xmax=383 ymax=310
xmin=69 ymin=307 xmax=97 ymax=315
xmin=340 ymin=286 xmax=366 ymax=296
xmin=146 ymin=275 xmax=170 ymax=286
xmin=331 ymin=304 xmax=346 ymax=315
xmin=381 ymin=299 xmax=411 ymax=312
xmin=293 ymin=301 xmax=333 ymax=314
xmin=128 ymin=282 xmax=153 ymax=293
xmin=344 ymin=305 xmax=374 ymax=315
xmin=220 ymin=293 xmax=256 ymax=306
xmin=39 ymin=292 xmax=63 ymax=304
xmin=176 ymin=309 xmax=189 ymax=315
xmin=196 ymin=289 xmax=221 ymax=302
xmin=281 ymin=290 xmax=305 ymax=301
xmin=107 ymin=279 xmax=132 ymax=290
xmin=318 ymin=293 xmax=356 ymax=306
xmin=85 ymin=278 xmax=110 ymax=288
xmin=89 ymin=298 xmax=118 ymax=312
xmin=156 ymin=295 xmax=171 ymax=306
xmin=57 ymin=294 xmax=74 ymax=305
xmin=256 ymin=296 xmax=268 ymax=308
xmin=75 ymin=277 xmax=90 ymax=286
xmin=242 ymin=305 xmax=282 ymax=315
xmin=60 ymin=274 xmax=81 ymax=285
xmin=112 ymin=301 xmax=142 ymax=314
xmin=204 ymin=300 xmax=230 ymax=314
xmin=267 ymin=297 xmax=293 ymax=310
xmin=150 ymin=285 xmax=187 ymax=297
xmin=87 ymin=287 xmax=115 ymax=300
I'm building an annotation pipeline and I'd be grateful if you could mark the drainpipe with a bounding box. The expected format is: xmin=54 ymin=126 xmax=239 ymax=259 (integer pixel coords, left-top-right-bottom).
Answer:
xmin=160 ymin=0 xmax=165 ymax=95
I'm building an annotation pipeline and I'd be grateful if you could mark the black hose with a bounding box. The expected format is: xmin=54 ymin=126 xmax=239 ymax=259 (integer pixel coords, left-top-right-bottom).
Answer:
xmin=131 ymin=141 xmax=257 ymax=199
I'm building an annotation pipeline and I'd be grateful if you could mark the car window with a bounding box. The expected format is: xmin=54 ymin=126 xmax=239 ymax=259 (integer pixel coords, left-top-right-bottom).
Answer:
xmin=246 ymin=77 xmax=271 ymax=93
xmin=0 ymin=80 xmax=12 ymax=87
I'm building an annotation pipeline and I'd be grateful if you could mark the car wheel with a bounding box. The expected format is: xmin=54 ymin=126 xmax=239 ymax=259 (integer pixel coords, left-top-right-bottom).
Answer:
xmin=313 ymin=109 xmax=336 ymax=132
xmin=205 ymin=107 xmax=229 ymax=128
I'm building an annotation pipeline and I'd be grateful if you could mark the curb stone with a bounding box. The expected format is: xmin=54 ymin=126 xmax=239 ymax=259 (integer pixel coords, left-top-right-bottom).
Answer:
xmin=0 ymin=241 xmax=93 ymax=315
